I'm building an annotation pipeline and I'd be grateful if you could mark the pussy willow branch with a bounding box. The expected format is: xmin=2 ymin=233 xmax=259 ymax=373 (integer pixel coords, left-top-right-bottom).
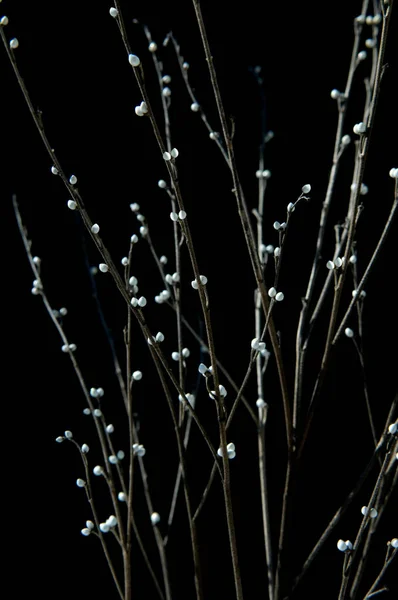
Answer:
xmin=338 ymin=429 xmax=396 ymax=600
xmin=192 ymin=0 xmax=292 ymax=457
xmin=298 ymin=3 xmax=393 ymax=459
xmin=293 ymin=6 xmax=367 ymax=440
xmin=13 ymin=196 xmax=127 ymax=597
xmin=290 ymin=391 xmax=396 ymax=596
xmin=110 ymin=7 xmax=245 ymax=593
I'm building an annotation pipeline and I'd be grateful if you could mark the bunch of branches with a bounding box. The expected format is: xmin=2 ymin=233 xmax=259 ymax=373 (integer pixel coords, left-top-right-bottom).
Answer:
xmin=3 ymin=1 xmax=397 ymax=599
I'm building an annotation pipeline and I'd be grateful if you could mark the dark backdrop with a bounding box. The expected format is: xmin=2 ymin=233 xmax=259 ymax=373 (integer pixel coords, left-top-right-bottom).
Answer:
xmin=2 ymin=1 xmax=397 ymax=599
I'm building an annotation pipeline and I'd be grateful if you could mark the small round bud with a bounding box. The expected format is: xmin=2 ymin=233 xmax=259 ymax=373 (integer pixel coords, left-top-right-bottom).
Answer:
xmin=360 ymin=183 xmax=368 ymax=195
xmin=81 ymin=528 xmax=91 ymax=536
xmin=302 ymin=184 xmax=311 ymax=194
xmin=163 ymin=152 xmax=171 ymax=161
xmin=182 ymin=347 xmax=190 ymax=358
xmin=345 ymin=327 xmax=354 ymax=338
xmin=91 ymin=224 xmax=100 ymax=234
xmin=198 ymin=363 xmax=208 ymax=375
xmin=100 ymin=523 xmax=110 ymax=533
xmin=135 ymin=106 xmax=144 ymax=117
xmin=158 ymin=179 xmax=167 ymax=189
xmin=172 ymin=352 xmax=180 ymax=361
xmin=93 ymin=409 xmax=102 ymax=417
xmin=132 ymin=370 xmax=143 ymax=381
xmin=93 ymin=466 xmax=104 ymax=476
xmin=326 ymin=260 xmax=335 ymax=270
xmin=64 ymin=430 xmax=73 ymax=439
xmin=365 ymin=38 xmax=376 ymax=48
xmin=0 ymin=16 xmax=9 ymax=26
xmin=81 ymin=444 xmax=89 ymax=453
xmin=51 ymin=166 xmax=59 ymax=175
xmin=109 ymin=455 xmax=118 ymax=464
xmin=273 ymin=221 xmax=281 ymax=231
xmin=76 ymin=478 xmax=86 ymax=488
xmin=170 ymin=212 xmax=178 ymax=221
xmin=162 ymin=75 xmax=171 ymax=84
xmin=357 ymin=50 xmax=367 ymax=61
xmin=99 ymin=263 xmax=109 ymax=273
xmin=67 ymin=200 xmax=77 ymax=210
xmin=334 ymin=257 xmax=343 ymax=268
xmin=287 ymin=202 xmax=295 ymax=213
xmin=355 ymin=15 xmax=365 ymax=24
xmin=162 ymin=87 xmax=171 ymax=97
xmin=106 ymin=424 xmax=114 ymax=434
xmin=275 ymin=292 xmax=284 ymax=302
xmin=256 ymin=398 xmax=266 ymax=408
xmin=69 ymin=175 xmax=77 ymax=185
xmin=121 ymin=257 xmax=129 ymax=266
xmin=56 ymin=436 xmax=64 ymax=443
xmin=178 ymin=210 xmax=187 ymax=220
xmin=182 ymin=62 xmax=189 ymax=70
xmin=330 ymin=89 xmax=340 ymax=99
xmin=268 ymin=287 xmax=277 ymax=298
xmin=353 ymin=122 xmax=366 ymax=134
xmin=131 ymin=234 xmax=139 ymax=244
xmin=389 ymin=168 xmax=398 ymax=178
xmin=171 ymin=148 xmax=179 ymax=158
xmin=10 ymin=38 xmax=19 ymax=49
xmin=337 ymin=540 xmax=348 ymax=552
xmin=191 ymin=102 xmax=200 ymax=112
xmin=148 ymin=41 xmax=157 ymax=52
xmin=155 ymin=332 xmax=165 ymax=342
xmin=209 ymin=132 xmax=217 ymax=140
xmin=372 ymin=14 xmax=382 ymax=24
xmin=151 ymin=512 xmax=160 ymax=525
xmin=274 ymin=247 xmax=280 ymax=257
xmin=118 ymin=492 xmax=127 ymax=502
xmin=109 ymin=7 xmax=118 ymax=18
xmin=138 ymin=296 xmax=147 ymax=307
xmin=341 ymin=135 xmax=351 ymax=146
xmin=388 ymin=422 xmax=397 ymax=434
xmin=129 ymin=54 xmax=140 ymax=67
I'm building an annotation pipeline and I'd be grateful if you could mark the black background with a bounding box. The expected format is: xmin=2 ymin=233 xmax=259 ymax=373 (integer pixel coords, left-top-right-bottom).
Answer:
xmin=2 ymin=1 xmax=397 ymax=599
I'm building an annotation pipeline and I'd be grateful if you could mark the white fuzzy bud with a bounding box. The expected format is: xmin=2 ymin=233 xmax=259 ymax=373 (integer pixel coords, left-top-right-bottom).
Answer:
xmin=138 ymin=296 xmax=147 ymax=307
xmin=93 ymin=466 xmax=103 ymax=476
xmin=151 ymin=512 xmax=160 ymax=525
xmin=69 ymin=175 xmax=77 ymax=185
xmin=191 ymin=102 xmax=200 ymax=112
xmin=118 ymin=492 xmax=127 ymax=502
xmin=302 ymin=184 xmax=311 ymax=194
xmin=128 ymin=54 xmax=140 ymax=67
xmin=10 ymin=38 xmax=19 ymax=49
xmin=163 ymin=152 xmax=171 ymax=161
xmin=132 ymin=371 xmax=143 ymax=381
xmin=345 ymin=327 xmax=354 ymax=338
xmin=268 ymin=287 xmax=277 ymax=298
xmin=81 ymin=444 xmax=89 ymax=453
xmin=109 ymin=7 xmax=118 ymax=18
xmin=99 ymin=263 xmax=109 ymax=273
xmin=353 ymin=122 xmax=366 ymax=135
xmin=0 ymin=16 xmax=9 ymax=26
xmin=106 ymin=424 xmax=114 ymax=434
xmin=357 ymin=50 xmax=367 ymax=61
xmin=148 ymin=42 xmax=157 ymax=52
xmin=131 ymin=234 xmax=139 ymax=244
xmin=389 ymin=168 xmax=398 ymax=178
xmin=341 ymin=135 xmax=351 ymax=146
xmin=76 ymin=478 xmax=86 ymax=488
xmin=158 ymin=179 xmax=167 ymax=188
xmin=275 ymin=292 xmax=284 ymax=302
xmin=330 ymin=89 xmax=341 ymax=99
xmin=388 ymin=422 xmax=397 ymax=434
xmin=67 ymin=200 xmax=77 ymax=210
xmin=91 ymin=224 xmax=100 ymax=234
